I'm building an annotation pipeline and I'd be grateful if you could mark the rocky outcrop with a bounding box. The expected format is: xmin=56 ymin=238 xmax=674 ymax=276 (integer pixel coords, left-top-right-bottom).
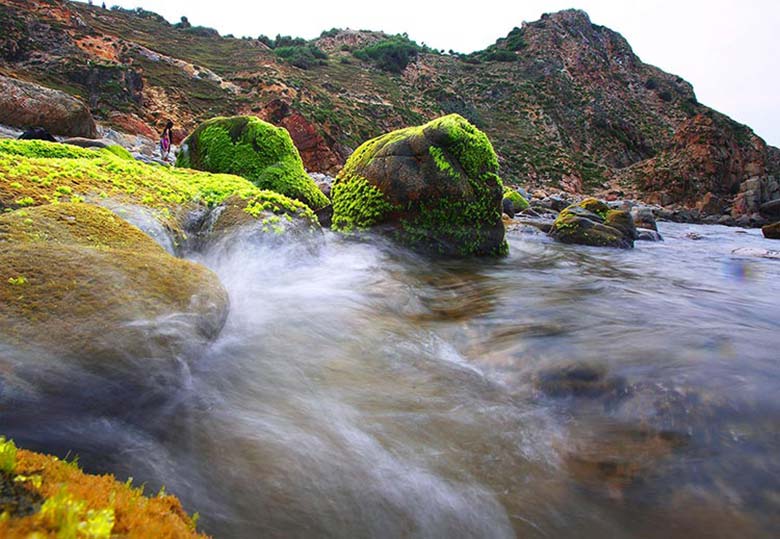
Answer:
xmin=621 ymin=112 xmax=768 ymax=208
xmin=331 ymin=114 xmax=507 ymax=256
xmin=176 ymin=116 xmax=330 ymax=210
xmin=0 ymin=74 xmax=97 ymax=138
xmin=731 ymin=176 xmax=780 ymax=222
xmin=550 ymin=198 xmax=637 ymax=248
xmin=260 ymin=99 xmax=343 ymax=175
xmin=0 ymin=203 xmax=229 ymax=373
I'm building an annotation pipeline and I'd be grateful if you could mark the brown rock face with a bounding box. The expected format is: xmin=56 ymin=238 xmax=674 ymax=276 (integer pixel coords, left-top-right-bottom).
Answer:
xmin=623 ymin=112 xmax=767 ymax=207
xmin=0 ymin=74 xmax=97 ymax=138
xmin=260 ymin=99 xmax=343 ymax=174
xmin=107 ymin=111 xmax=156 ymax=139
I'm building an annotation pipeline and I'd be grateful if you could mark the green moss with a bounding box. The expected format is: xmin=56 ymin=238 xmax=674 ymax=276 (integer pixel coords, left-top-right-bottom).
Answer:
xmin=503 ymin=187 xmax=529 ymax=210
xmin=102 ymin=144 xmax=134 ymax=161
xmin=0 ymin=139 xmax=101 ymax=160
xmin=176 ymin=116 xmax=329 ymax=210
xmin=331 ymin=175 xmax=397 ymax=231
xmin=0 ymin=436 xmax=17 ymax=473
xmin=40 ymin=490 xmax=115 ymax=539
xmin=332 ymin=114 xmax=506 ymax=256
xmin=578 ymin=197 xmax=610 ymax=219
xmin=0 ymin=140 xmax=317 ymax=232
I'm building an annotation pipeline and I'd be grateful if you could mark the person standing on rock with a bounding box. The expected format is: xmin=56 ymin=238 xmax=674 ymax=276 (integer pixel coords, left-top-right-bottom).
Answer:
xmin=160 ymin=120 xmax=174 ymax=161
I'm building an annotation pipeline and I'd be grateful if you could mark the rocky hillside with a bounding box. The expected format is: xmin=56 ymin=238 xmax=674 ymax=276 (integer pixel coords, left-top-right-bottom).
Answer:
xmin=1 ymin=0 xmax=778 ymax=222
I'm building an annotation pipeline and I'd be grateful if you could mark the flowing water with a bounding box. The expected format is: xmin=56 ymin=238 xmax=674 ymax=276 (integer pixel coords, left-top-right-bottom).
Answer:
xmin=3 ymin=222 xmax=780 ymax=538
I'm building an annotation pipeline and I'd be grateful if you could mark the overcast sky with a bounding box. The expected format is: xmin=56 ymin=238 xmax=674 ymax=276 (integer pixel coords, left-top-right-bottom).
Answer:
xmin=76 ymin=0 xmax=779 ymax=147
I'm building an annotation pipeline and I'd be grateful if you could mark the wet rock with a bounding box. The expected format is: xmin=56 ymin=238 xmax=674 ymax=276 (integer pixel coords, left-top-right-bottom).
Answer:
xmin=191 ymin=194 xmax=320 ymax=249
xmin=685 ymin=232 xmax=704 ymax=240
xmin=761 ymin=222 xmax=780 ymax=240
xmin=330 ymin=114 xmax=507 ymax=256
xmin=636 ymin=228 xmax=663 ymax=241
xmin=0 ymin=74 xmax=97 ymax=138
xmin=502 ymin=197 xmax=515 ymax=218
xmin=17 ymin=127 xmax=56 ymax=142
xmin=549 ymin=199 xmax=636 ymax=248
xmin=0 ymin=204 xmax=229 ymax=374
xmin=535 ymin=363 xmax=626 ymax=399
xmin=564 ymin=422 xmax=688 ymax=497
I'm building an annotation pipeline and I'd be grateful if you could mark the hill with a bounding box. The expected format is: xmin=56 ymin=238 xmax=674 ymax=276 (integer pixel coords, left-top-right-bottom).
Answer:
xmin=1 ymin=0 xmax=778 ymax=221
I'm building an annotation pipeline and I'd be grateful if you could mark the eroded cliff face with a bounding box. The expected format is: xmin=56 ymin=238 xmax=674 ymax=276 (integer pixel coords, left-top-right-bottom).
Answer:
xmin=1 ymin=0 xmax=777 ymax=216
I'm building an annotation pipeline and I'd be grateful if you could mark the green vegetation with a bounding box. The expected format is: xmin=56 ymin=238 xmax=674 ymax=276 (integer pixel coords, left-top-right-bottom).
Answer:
xmin=0 ymin=436 xmax=17 ymax=473
xmin=503 ymin=187 xmax=529 ymax=210
xmin=273 ymin=44 xmax=328 ymax=69
xmin=0 ymin=139 xmax=317 ymax=226
xmin=176 ymin=116 xmax=329 ymax=210
xmin=332 ymin=114 xmax=507 ymax=256
xmin=353 ymin=35 xmax=428 ymax=73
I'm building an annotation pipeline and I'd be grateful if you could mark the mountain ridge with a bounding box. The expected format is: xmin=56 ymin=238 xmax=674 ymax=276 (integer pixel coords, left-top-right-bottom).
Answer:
xmin=1 ymin=0 xmax=778 ymax=223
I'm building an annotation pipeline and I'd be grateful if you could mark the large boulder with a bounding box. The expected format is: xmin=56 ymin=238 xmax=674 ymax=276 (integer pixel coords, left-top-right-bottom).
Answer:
xmin=0 ymin=203 xmax=229 ymax=375
xmin=0 ymin=75 xmax=97 ymax=138
xmin=549 ymin=198 xmax=637 ymax=248
xmin=330 ymin=114 xmax=507 ymax=256
xmin=176 ymin=115 xmax=329 ymax=211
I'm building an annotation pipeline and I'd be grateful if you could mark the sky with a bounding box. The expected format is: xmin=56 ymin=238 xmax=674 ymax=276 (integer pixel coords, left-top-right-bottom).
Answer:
xmin=75 ymin=0 xmax=780 ymax=147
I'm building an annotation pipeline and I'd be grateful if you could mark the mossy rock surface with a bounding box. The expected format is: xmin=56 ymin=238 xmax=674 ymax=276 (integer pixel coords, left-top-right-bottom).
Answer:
xmin=0 ymin=203 xmax=228 ymax=372
xmin=0 ymin=438 xmax=206 ymax=538
xmin=503 ymin=187 xmax=529 ymax=211
xmin=331 ymin=114 xmax=507 ymax=256
xmin=0 ymin=139 xmax=319 ymax=244
xmin=176 ymin=116 xmax=329 ymax=211
xmin=550 ymin=199 xmax=636 ymax=248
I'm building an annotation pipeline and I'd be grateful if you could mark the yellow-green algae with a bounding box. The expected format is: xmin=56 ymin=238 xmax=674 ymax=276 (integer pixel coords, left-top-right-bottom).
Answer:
xmin=502 ymin=187 xmax=529 ymax=211
xmin=331 ymin=114 xmax=507 ymax=256
xmin=0 ymin=437 xmax=206 ymax=538
xmin=176 ymin=116 xmax=329 ymax=211
xmin=0 ymin=139 xmax=316 ymax=227
xmin=0 ymin=203 xmax=229 ymax=364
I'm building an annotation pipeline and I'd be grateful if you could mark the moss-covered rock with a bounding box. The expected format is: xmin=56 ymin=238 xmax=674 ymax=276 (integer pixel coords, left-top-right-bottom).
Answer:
xmin=331 ymin=114 xmax=507 ymax=256
xmin=0 ymin=139 xmax=319 ymax=246
xmin=0 ymin=203 xmax=229 ymax=372
xmin=503 ymin=187 xmax=529 ymax=211
xmin=0 ymin=437 xmax=206 ymax=538
xmin=549 ymin=199 xmax=636 ymax=248
xmin=176 ymin=116 xmax=329 ymax=211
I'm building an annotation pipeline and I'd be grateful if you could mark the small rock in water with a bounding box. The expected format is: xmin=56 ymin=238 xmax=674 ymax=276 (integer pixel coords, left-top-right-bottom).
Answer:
xmin=636 ymin=228 xmax=663 ymax=241
xmin=685 ymin=232 xmax=704 ymax=240
xmin=502 ymin=197 xmax=515 ymax=218
xmin=535 ymin=363 xmax=626 ymax=399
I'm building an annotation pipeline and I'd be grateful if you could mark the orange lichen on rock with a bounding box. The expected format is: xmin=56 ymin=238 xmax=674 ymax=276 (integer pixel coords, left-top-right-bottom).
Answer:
xmin=0 ymin=445 xmax=208 ymax=538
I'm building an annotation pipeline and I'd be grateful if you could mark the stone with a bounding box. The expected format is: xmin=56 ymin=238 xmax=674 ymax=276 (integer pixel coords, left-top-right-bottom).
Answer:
xmin=0 ymin=204 xmax=229 ymax=374
xmin=762 ymin=222 xmax=780 ymax=240
xmin=330 ymin=114 xmax=507 ymax=256
xmin=759 ymin=199 xmax=780 ymax=221
xmin=549 ymin=198 xmax=636 ymax=248
xmin=0 ymin=75 xmax=97 ymax=138
xmin=502 ymin=197 xmax=515 ymax=218
xmin=176 ymin=115 xmax=329 ymax=211
xmin=636 ymin=228 xmax=663 ymax=241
